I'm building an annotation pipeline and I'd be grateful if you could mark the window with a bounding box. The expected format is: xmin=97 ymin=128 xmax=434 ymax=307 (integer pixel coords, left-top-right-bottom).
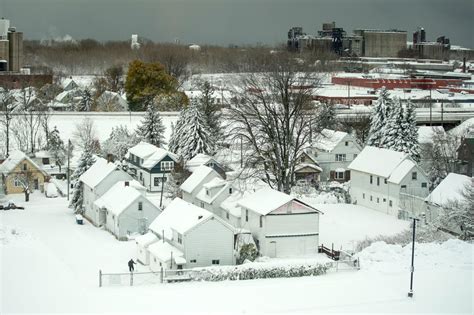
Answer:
xmin=138 ymin=202 xmax=143 ymax=211
xmin=370 ymin=175 xmax=373 ymax=184
xmin=421 ymin=182 xmax=427 ymax=188
xmin=42 ymin=158 xmax=50 ymax=165
xmin=140 ymin=158 xmax=144 ymax=165
xmin=23 ymin=163 xmax=27 ymax=171
xmin=384 ymin=178 xmax=387 ymax=184
xmin=177 ymin=233 xmax=182 ymax=244
xmin=335 ymin=172 xmax=344 ymax=180
xmin=383 ymin=198 xmax=386 ymax=202
xmin=212 ymin=260 xmax=220 ymax=265
xmin=154 ymin=177 xmax=160 ymax=186
xmin=229 ymin=187 xmax=233 ymax=194
xmin=345 ymin=141 xmax=349 ymax=146
xmin=363 ymin=193 xmax=365 ymax=199
xmin=161 ymin=161 xmax=174 ymax=171
xmin=259 ymin=216 xmax=263 ymax=228
xmin=206 ymin=189 xmax=209 ymax=196
xmin=154 ymin=258 xmax=157 ymax=263
xmin=370 ymin=195 xmax=373 ymax=201
xmin=13 ymin=178 xmax=21 ymax=187
xmin=245 ymin=209 xmax=248 ymax=222
xmin=226 ymin=212 xmax=229 ymax=219
xmin=139 ymin=172 xmax=143 ymax=180
xmin=389 ymin=200 xmax=393 ymax=207
xmin=335 ymin=154 xmax=346 ymax=161
xmin=412 ymin=172 xmax=417 ymax=180
xmin=401 ymin=185 xmax=407 ymax=189
xmin=190 ymin=259 xmax=197 ymax=263
xmin=377 ymin=177 xmax=380 ymax=186
xmin=200 ymin=202 xmax=204 ymax=208
xmin=377 ymin=197 xmax=380 ymax=203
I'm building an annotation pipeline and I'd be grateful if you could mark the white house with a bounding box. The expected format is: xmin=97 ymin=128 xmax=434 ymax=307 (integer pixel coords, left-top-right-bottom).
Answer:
xmin=180 ymin=165 xmax=221 ymax=202
xmin=80 ymin=158 xmax=132 ymax=226
xmin=237 ymin=187 xmax=322 ymax=258
xmin=194 ymin=177 xmax=234 ymax=213
xmin=135 ymin=232 xmax=159 ymax=265
xmin=186 ymin=153 xmax=228 ymax=178
xmin=310 ymin=129 xmax=362 ymax=182
xmin=127 ymin=142 xmax=179 ymax=192
xmin=424 ymin=173 xmax=472 ymax=224
xmin=94 ymin=180 xmax=161 ymax=240
xmin=147 ymin=198 xmax=235 ymax=270
xmin=348 ymin=146 xmax=429 ymax=217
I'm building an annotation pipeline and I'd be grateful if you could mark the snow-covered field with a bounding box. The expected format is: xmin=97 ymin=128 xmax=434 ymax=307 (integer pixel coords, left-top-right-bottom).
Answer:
xmin=1 ymin=193 xmax=472 ymax=314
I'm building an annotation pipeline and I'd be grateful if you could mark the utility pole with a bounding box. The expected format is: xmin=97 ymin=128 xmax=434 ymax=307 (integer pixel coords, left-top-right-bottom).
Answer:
xmin=429 ymin=87 xmax=432 ymax=127
xmin=67 ymin=139 xmax=71 ymax=201
xmin=408 ymin=217 xmax=420 ymax=298
xmin=159 ymin=172 xmax=165 ymax=208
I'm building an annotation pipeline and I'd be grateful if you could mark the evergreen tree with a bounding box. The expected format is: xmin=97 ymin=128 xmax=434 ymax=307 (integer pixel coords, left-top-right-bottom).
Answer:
xmin=70 ymin=143 xmax=96 ymax=214
xmin=381 ymin=98 xmax=405 ymax=151
xmin=401 ymin=100 xmax=420 ymax=162
xmin=367 ymin=87 xmax=392 ymax=147
xmin=197 ymin=81 xmax=222 ymax=143
xmin=77 ymin=88 xmax=93 ymax=111
xmin=47 ymin=126 xmax=66 ymax=171
xmin=136 ymin=103 xmax=166 ymax=147
xmin=170 ymin=101 xmax=215 ymax=161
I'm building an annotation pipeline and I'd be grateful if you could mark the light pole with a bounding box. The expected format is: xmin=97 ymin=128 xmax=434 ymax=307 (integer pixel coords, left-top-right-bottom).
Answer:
xmin=408 ymin=217 xmax=420 ymax=298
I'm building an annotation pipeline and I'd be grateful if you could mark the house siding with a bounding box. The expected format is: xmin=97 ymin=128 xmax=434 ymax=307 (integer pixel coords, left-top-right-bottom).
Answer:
xmin=3 ymin=158 xmax=46 ymax=194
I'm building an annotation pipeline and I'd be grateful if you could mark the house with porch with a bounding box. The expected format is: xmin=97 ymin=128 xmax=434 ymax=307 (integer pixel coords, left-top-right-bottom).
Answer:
xmin=309 ymin=129 xmax=362 ymax=182
xmin=294 ymin=149 xmax=322 ymax=184
xmin=80 ymin=158 xmax=132 ymax=226
xmin=126 ymin=142 xmax=179 ymax=192
xmin=147 ymin=198 xmax=235 ymax=271
xmin=348 ymin=146 xmax=429 ymax=217
xmin=94 ymin=180 xmax=161 ymax=240
xmin=237 ymin=187 xmax=322 ymax=258
xmin=0 ymin=150 xmax=48 ymax=195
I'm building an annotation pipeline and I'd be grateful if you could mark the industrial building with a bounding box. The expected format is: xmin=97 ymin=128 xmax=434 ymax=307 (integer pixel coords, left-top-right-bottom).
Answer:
xmin=353 ymin=29 xmax=407 ymax=58
xmin=0 ymin=18 xmax=24 ymax=72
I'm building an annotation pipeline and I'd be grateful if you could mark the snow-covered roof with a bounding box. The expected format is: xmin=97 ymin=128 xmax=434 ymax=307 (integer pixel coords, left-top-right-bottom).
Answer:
xmin=387 ymin=159 xmax=416 ymax=184
xmin=34 ymin=150 xmax=53 ymax=158
xmin=313 ymin=129 xmax=348 ymax=152
xmin=128 ymin=142 xmax=160 ymax=159
xmin=237 ymin=187 xmax=294 ymax=215
xmin=418 ymin=126 xmax=445 ymax=144
xmin=0 ymin=150 xmax=46 ymax=176
xmin=220 ymin=190 xmax=248 ymax=218
xmin=186 ymin=153 xmax=215 ymax=172
xmin=295 ymin=163 xmax=322 ymax=173
xmin=180 ymin=165 xmax=219 ymax=194
xmin=135 ymin=232 xmax=159 ymax=247
xmin=141 ymin=148 xmax=178 ymax=169
xmin=148 ymin=241 xmax=184 ymax=263
xmin=79 ymin=158 xmax=121 ymax=189
xmin=196 ymin=178 xmax=229 ymax=204
xmin=148 ymin=198 xmax=213 ymax=238
xmin=348 ymin=146 xmax=411 ymax=179
xmin=94 ymin=180 xmax=148 ymax=216
xmin=425 ymin=173 xmax=471 ymax=206
xmin=449 ymin=118 xmax=474 ymax=137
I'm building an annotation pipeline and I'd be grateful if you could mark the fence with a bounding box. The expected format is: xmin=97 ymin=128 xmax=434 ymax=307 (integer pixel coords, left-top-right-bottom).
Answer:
xmin=99 ymin=268 xmax=199 ymax=287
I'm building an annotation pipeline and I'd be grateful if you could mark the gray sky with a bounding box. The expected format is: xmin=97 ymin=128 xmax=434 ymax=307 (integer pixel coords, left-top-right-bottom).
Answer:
xmin=1 ymin=0 xmax=473 ymax=47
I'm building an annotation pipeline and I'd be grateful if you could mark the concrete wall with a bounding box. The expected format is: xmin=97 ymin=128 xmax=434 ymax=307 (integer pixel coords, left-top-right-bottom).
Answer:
xmin=0 ymin=40 xmax=8 ymax=70
xmin=8 ymin=31 xmax=22 ymax=72
xmin=361 ymin=31 xmax=407 ymax=57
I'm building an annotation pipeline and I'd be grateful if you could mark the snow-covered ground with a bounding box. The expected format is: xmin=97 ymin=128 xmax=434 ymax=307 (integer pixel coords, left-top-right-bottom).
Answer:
xmin=1 ymin=193 xmax=472 ymax=314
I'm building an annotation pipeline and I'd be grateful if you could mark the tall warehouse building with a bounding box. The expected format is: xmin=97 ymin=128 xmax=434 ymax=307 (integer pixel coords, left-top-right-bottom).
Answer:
xmin=0 ymin=18 xmax=24 ymax=72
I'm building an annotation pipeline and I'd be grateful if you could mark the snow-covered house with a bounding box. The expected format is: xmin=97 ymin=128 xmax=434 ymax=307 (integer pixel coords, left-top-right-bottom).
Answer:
xmin=0 ymin=150 xmax=48 ymax=194
xmin=62 ymin=78 xmax=79 ymax=91
xmin=348 ymin=146 xmax=429 ymax=217
xmin=32 ymin=150 xmax=65 ymax=179
xmin=94 ymin=180 xmax=161 ymax=240
xmin=194 ymin=177 xmax=235 ymax=215
xmin=135 ymin=232 xmax=159 ymax=265
xmin=457 ymin=131 xmax=474 ymax=177
xmin=96 ymin=91 xmax=128 ymax=111
xmin=147 ymin=198 xmax=235 ymax=270
xmin=237 ymin=187 xmax=322 ymax=258
xmin=310 ymin=129 xmax=362 ymax=182
xmin=186 ymin=153 xmax=227 ymax=179
xmin=180 ymin=165 xmax=221 ymax=202
xmin=424 ymin=173 xmax=472 ymax=223
xmin=126 ymin=142 xmax=179 ymax=192
xmin=294 ymin=149 xmax=322 ymax=184
xmin=80 ymin=158 xmax=132 ymax=226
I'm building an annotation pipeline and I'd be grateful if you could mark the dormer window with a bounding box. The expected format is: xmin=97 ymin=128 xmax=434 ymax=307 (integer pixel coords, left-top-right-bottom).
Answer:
xmin=138 ymin=202 xmax=143 ymax=211
xmin=206 ymin=189 xmax=209 ymax=196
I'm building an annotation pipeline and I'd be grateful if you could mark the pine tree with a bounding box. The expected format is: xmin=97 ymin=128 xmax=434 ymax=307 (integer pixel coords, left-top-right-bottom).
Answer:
xmin=136 ymin=103 xmax=166 ymax=147
xmin=197 ymin=81 xmax=222 ymax=143
xmin=367 ymin=87 xmax=392 ymax=147
xmin=70 ymin=143 xmax=96 ymax=214
xmin=47 ymin=126 xmax=66 ymax=170
xmin=170 ymin=101 xmax=215 ymax=161
xmin=381 ymin=97 xmax=404 ymax=151
xmin=77 ymin=88 xmax=93 ymax=111
xmin=401 ymin=99 xmax=420 ymax=162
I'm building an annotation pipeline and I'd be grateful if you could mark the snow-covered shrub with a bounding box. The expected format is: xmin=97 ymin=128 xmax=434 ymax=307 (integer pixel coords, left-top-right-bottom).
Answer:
xmin=237 ymin=243 xmax=258 ymax=264
xmin=355 ymin=224 xmax=453 ymax=252
xmin=192 ymin=262 xmax=330 ymax=282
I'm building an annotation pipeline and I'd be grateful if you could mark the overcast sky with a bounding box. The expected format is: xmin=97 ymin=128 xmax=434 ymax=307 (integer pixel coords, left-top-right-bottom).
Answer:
xmin=1 ymin=0 xmax=473 ymax=47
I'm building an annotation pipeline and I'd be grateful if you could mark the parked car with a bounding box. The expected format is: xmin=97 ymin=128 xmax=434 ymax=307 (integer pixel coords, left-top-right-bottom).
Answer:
xmin=0 ymin=201 xmax=25 ymax=210
xmin=45 ymin=182 xmax=59 ymax=198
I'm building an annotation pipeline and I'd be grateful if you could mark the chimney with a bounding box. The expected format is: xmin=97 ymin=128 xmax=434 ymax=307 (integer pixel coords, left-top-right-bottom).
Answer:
xmin=198 ymin=215 xmax=203 ymax=220
xmin=124 ymin=181 xmax=129 ymax=187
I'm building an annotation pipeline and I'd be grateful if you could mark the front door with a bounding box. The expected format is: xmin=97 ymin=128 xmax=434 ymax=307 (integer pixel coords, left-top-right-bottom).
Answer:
xmin=34 ymin=179 xmax=39 ymax=190
xmin=269 ymin=241 xmax=277 ymax=258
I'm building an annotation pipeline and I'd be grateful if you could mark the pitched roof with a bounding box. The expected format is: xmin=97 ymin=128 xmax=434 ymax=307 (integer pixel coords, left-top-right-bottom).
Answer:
xmin=94 ymin=180 xmax=149 ymax=216
xmin=148 ymin=241 xmax=184 ymax=263
xmin=141 ymin=148 xmax=178 ymax=169
xmin=127 ymin=142 xmax=160 ymax=159
xmin=387 ymin=159 xmax=416 ymax=184
xmin=348 ymin=146 xmax=409 ymax=178
xmin=0 ymin=150 xmax=47 ymax=176
xmin=196 ymin=178 xmax=229 ymax=204
xmin=313 ymin=129 xmax=348 ymax=152
xmin=425 ymin=173 xmax=471 ymax=206
xmin=79 ymin=158 xmax=123 ymax=188
xmin=180 ymin=165 xmax=220 ymax=194
xmin=148 ymin=198 xmax=213 ymax=238
xmin=236 ymin=187 xmax=287 ymax=215
xmin=135 ymin=232 xmax=158 ymax=247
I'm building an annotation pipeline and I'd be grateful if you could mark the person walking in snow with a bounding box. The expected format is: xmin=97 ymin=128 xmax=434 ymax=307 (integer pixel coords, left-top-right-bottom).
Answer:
xmin=128 ymin=259 xmax=136 ymax=272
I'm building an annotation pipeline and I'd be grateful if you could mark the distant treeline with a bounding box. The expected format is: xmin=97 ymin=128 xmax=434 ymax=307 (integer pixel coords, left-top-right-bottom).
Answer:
xmin=24 ymin=39 xmax=341 ymax=77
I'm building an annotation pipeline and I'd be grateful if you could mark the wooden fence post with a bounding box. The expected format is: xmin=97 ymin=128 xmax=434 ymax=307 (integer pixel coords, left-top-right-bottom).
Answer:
xmin=99 ymin=270 xmax=102 ymax=287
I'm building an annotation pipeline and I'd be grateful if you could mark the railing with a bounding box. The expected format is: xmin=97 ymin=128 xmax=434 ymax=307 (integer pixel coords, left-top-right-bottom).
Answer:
xmin=318 ymin=244 xmax=341 ymax=261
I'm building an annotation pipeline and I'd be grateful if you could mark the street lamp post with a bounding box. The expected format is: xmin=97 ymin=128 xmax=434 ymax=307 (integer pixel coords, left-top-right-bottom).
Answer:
xmin=408 ymin=217 xmax=420 ymax=298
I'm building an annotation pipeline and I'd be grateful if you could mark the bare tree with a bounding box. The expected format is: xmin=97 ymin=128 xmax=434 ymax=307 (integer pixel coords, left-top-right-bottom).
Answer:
xmin=227 ymin=53 xmax=323 ymax=193
xmin=0 ymin=87 xmax=18 ymax=157
xmin=73 ymin=117 xmax=99 ymax=153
